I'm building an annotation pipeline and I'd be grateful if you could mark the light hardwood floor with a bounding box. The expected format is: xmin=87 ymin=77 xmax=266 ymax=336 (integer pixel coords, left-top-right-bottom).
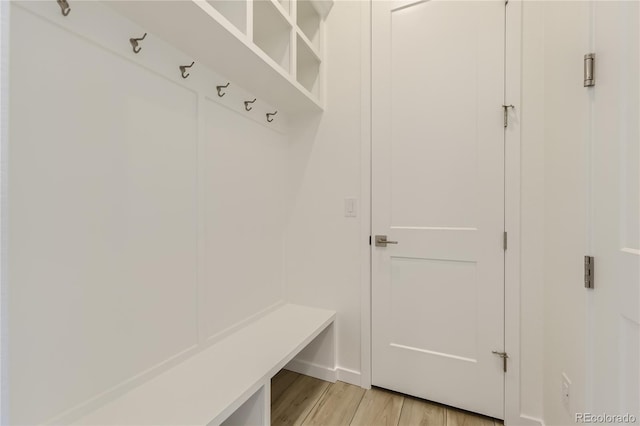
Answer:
xmin=271 ymin=370 xmax=503 ymax=426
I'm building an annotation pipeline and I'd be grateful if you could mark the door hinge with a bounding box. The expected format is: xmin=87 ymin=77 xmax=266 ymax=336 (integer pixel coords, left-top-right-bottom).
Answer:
xmin=492 ymin=351 xmax=509 ymax=372
xmin=369 ymin=235 xmax=372 ymax=246
xmin=584 ymin=53 xmax=595 ymax=87
xmin=584 ymin=255 xmax=595 ymax=289
xmin=502 ymin=104 xmax=514 ymax=128
xmin=503 ymin=232 xmax=507 ymax=251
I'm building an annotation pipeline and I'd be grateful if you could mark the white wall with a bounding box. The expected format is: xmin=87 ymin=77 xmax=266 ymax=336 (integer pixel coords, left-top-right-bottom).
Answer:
xmin=540 ymin=3 xmax=640 ymax=425
xmin=542 ymin=2 xmax=590 ymax=425
xmin=7 ymin=2 xmax=287 ymax=423
xmin=285 ymin=0 xmax=364 ymax=384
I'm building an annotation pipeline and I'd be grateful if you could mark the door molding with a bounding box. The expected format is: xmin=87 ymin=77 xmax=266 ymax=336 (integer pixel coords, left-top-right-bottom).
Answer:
xmin=360 ymin=1 xmax=537 ymax=424
xmin=359 ymin=0 xmax=372 ymax=391
xmin=503 ymin=1 xmax=539 ymax=425
xmin=0 ymin=0 xmax=8 ymax=422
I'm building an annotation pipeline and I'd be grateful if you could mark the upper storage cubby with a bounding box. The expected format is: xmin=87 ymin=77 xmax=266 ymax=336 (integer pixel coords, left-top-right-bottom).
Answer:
xmin=296 ymin=0 xmax=320 ymax=49
xmin=276 ymin=0 xmax=291 ymax=15
xmin=206 ymin=0 xmax=247 ymax=34
xmin=107 ymin=0 xmax=333 ymax=112
xmin=253 ymin=0 xmax=292 ymax=73
xmin=296 ymin=34 xmax=321 ymax=97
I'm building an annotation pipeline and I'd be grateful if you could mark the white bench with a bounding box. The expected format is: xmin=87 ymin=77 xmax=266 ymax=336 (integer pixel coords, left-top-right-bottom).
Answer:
xmin=74 ymin=304 xmax=335 ymax=426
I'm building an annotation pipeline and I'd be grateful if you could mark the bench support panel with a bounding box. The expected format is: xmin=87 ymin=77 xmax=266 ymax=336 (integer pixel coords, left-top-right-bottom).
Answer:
xmin=218 ymin=384 xmax=269 ymax=426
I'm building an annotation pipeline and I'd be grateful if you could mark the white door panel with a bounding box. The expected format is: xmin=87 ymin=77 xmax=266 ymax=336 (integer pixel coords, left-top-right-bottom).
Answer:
xmin=372 ymin=0 xmax=506 ymax=419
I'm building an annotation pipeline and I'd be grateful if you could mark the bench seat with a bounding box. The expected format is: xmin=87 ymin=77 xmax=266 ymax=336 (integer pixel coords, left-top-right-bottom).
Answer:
xmin=74 ymin=304 xmax=336 ymax=426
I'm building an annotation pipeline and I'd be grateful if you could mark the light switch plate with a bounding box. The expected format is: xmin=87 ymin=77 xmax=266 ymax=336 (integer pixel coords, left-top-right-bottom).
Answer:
xmin=344 ymin=198 xmax=357 ymax=217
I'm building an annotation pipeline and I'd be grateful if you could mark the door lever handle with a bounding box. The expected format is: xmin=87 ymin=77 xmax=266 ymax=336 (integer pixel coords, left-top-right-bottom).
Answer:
xmin=375 ymin=235 xmax=398 ymax=247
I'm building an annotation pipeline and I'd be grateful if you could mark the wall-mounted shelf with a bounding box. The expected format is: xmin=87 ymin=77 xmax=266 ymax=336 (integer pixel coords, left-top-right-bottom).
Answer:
xmin=107 ymin=0 xmax=333 ymax=113
xmin=276 ymin=0 xmax=291 ymax=15
xmin=205 ymin=0 xmax=247 ymax=34
xmin=253 ymin=0 xmax=292 ymax=73
xmin=296 ymin=34 xmax=321 ymax=97
xmin=297 ymin=0 xmax=320 ymax=50
xmin=307 ymin=0 xmax=333 ymax=20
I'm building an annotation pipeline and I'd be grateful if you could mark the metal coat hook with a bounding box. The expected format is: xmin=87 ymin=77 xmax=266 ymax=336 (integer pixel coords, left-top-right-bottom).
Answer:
xmin=129 ymin=33 xmax=147 ymax=54
xmin=57 ymin=0 xmax=71 ymax=16
xmin=180 ymin=62 xmax=195 ymax=79
xmin=266 ymin=111 xmax=278 ymax=123
xmin=217 ymin=83 xmax=230 ymax=97
xmin=502 ymin=104 xmax=515 ymax=128
xmin=244 ymin=98 xmax=257 ymax=111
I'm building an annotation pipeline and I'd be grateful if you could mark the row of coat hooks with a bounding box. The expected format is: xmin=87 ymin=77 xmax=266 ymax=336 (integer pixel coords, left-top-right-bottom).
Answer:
xmin=133 ymin=28 xmax=279 ymax=122
xmin=55 ymin=0 xmax=278 ymax=124
xmin=132 ymin=32 xmax=279 ymax=123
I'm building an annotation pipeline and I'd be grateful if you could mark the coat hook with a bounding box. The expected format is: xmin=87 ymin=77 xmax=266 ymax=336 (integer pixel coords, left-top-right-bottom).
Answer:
xmin=217 ymin=83 xmax=230 ymax=97
xmin=266 ymin=111 xmax=278 ymax=123
xmin=129 ymin=33 xmax=147 ymax=54
xmin=180 ymin=62 xmax=195 ymax=79
xmin=244 ymin=98 xmax=257 ymax=111
xmin=57 ymin=0 xmax=71 ymax=16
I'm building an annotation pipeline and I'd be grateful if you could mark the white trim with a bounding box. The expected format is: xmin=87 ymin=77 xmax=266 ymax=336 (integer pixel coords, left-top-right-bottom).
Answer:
xmin=283 ymin=360 xmax=361 ymax=387
xmin=45 ymin=344 xmax=199 ymax=425
xmin=359 ymin=0 xmax=372 ymax=391
xmin=336 ymin=367 xmax=361 ymax=387
xmin=504 ymin=0 xmax=524 ymax=425
xmin=204 ymin=301 xmax=286 ymax=345
xmin=284 ymin=359 xmax=338 ymax=383
xmin=0 ymin=0 xmax=8 ymax=423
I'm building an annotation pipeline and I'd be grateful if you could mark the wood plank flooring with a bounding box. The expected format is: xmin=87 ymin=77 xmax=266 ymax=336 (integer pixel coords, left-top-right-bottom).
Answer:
xmin=271 ymin=370 xmax=503 ymax=426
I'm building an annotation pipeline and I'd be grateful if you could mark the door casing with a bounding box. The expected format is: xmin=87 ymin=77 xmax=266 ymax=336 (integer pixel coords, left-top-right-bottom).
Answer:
xmin=359 ymin=1 xmax=527 ymax=424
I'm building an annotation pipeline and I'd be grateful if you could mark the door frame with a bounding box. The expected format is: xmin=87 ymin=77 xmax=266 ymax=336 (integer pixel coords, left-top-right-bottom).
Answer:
xmin=359 ymin=1 xmax=530 ymax=424
xmin=0 ymin=0 xmax=8 ymax=422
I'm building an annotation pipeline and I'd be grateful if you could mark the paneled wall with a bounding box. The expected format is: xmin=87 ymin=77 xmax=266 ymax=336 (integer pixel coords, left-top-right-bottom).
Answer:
xmin=7 ymin=2 xmax=287 ymax=423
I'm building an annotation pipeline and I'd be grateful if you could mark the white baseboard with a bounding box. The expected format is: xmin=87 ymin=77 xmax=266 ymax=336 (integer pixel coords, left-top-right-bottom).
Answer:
xmin=285 ymin=359 xmax=337 ymax=383
xmin=284 ymin=359 xmax=362 ymax=387
xmin=337 ymin=367 xmax=361 ymax=387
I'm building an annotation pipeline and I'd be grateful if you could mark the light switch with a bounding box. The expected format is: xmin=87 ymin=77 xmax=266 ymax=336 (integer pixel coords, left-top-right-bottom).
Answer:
xmin=344 ymin=198 xmax=357 ymax=217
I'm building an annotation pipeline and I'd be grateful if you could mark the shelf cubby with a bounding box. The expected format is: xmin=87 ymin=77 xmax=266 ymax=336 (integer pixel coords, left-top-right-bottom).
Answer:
xmin=296 ymin=0 xmax=320 ymax=50
xmin=206 ymin=0 xmax=248 ymax=34
xmin=296 ymin=34 xmax=321 ymax=97
xmin=253 ymin=0 xmax=292 ymax=72
xmin=276 ymin=0 xmax=291 ymax=16
xmin=107 ymin=0 xmax=333 ymax=112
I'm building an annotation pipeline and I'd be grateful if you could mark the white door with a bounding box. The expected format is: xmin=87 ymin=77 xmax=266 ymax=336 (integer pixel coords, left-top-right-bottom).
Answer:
xmin=589 ymin=1 xmax=639 ymax=417
xmin=371 ymin=0 xmax=506 ymax=419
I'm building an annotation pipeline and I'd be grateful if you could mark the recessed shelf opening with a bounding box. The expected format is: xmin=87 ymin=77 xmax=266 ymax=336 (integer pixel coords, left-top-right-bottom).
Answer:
xmin=296 ymin=0 xmax=320 ymax=49
xmin=206 ymin=0 xmax=247 ymax=34
xmin=277 ymin=0 xmax=291 ymax=15
xmin=253 ymin=0 xmax=292 ymax=72
xmin=296 ymin=34 xmax=320 ymax=97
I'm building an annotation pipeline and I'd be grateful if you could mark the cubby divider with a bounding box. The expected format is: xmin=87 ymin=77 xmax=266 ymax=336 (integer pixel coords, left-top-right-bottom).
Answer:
xmin=253 ymin=0 xmax=292 ymax=72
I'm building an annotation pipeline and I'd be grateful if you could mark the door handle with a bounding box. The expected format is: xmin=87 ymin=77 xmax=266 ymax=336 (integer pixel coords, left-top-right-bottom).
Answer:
xmin=375 ymin=235 xmax=398 ymax=247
